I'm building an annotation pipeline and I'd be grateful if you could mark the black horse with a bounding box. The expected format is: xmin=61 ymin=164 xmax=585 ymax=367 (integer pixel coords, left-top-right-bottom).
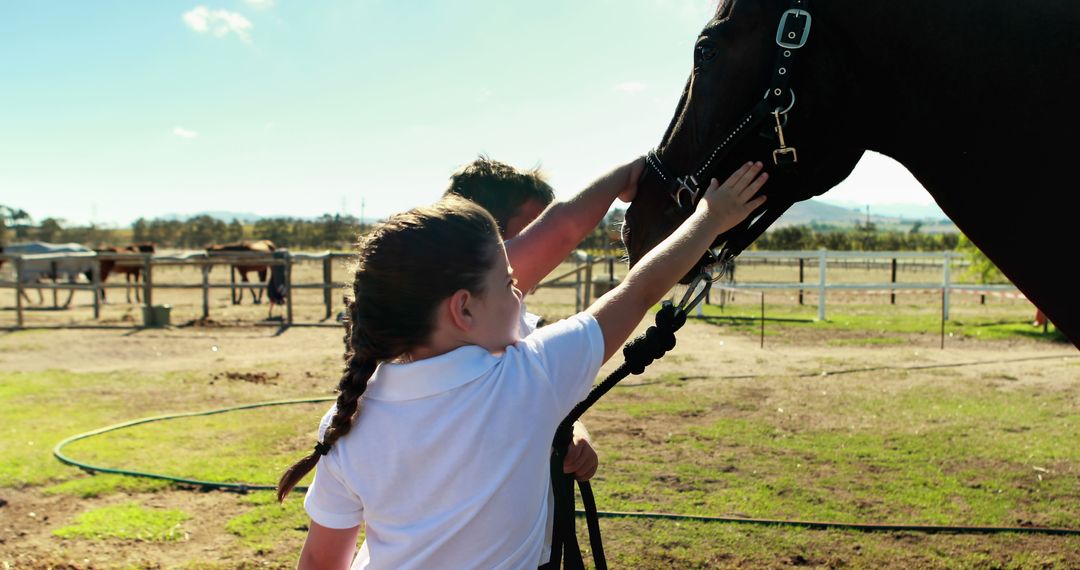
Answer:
xmin=623 ymin=0 xmax=1079 ymax=346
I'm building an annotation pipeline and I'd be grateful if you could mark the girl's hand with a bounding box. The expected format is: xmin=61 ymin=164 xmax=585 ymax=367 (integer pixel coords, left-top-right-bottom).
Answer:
xmin=697 ymin=161 xmax=769 ymax=234
xmin=562 ymin=421 xmax=598 ymax=481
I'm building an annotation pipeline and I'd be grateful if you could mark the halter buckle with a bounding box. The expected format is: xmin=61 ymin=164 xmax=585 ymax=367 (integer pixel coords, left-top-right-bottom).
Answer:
xmin=674 ymin=175 xmax=699 ymax=209
xmin=773 ymin=146 xmax=799 ymax=166
xmin=776 ymin=9 xmax=812 ymax=50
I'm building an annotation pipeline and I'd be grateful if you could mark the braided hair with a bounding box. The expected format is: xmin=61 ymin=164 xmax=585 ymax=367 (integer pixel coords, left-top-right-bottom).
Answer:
xmin=277 ymin=196 xmax=501 ymax=501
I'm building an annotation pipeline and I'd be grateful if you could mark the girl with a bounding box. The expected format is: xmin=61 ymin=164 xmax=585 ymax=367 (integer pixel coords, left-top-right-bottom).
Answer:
xmin=278 ymin=162 xmax=769 ymax=569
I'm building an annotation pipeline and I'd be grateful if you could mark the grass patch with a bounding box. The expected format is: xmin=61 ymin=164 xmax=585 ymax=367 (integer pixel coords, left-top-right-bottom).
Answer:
xmin=0 ymin=369 xmax=328 ymax=490
xmin=53 ymin=502 xmax=191 ymax=542
xmin=694 ymin=302 xmax=1066 ymax=344
xmin=225 ymin=492 xmax=319 ymax=550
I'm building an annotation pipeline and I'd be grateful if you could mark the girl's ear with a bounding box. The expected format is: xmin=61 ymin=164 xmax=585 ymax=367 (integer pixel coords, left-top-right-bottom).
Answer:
xmin=447 ymin=289 xmax=473 ymax=331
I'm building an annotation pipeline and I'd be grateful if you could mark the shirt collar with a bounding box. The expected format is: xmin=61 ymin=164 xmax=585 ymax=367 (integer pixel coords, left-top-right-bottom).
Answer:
xmin=364 ymin=345 xmax=502 ymax=401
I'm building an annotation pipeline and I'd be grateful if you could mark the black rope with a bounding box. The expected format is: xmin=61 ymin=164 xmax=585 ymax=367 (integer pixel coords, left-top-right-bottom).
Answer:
xmin=547 ymin=301 xmax=689 ymax=569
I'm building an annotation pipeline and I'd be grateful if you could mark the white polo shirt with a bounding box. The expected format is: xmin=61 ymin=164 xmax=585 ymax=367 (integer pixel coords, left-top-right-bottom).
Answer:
xmin=304 ymin=312 xmax=604 ymax=570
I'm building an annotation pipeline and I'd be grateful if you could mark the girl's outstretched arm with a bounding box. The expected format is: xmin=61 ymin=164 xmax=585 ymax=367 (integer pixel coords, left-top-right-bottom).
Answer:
xmin=297 ymin=521 xmax=360 ymax=570
xmin=587 ymin=162 xmax=768 ymax=361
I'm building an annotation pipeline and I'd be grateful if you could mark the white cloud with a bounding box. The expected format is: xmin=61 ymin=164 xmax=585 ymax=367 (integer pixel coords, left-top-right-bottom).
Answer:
xmin=173 ymin=127 xmax=198 ymax=139
xmin=243 ymin=0 xmax=275 ymax=8
xmin=614 ymin=81 xmax=647 ymax=94
xmin=182 ymin=6 xmax=253 ymax=42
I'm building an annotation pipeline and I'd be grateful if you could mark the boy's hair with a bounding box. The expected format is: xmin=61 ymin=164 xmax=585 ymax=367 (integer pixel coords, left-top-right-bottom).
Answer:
xmin=443 ymin=156 xmax=555 ymax=235
xmin=278 ymin=196 xmax=501 ymax=501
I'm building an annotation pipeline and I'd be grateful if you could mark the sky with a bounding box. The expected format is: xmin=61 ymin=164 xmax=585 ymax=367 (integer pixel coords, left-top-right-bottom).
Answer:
xmin=0 ymin=0 xmax=936 ymax=227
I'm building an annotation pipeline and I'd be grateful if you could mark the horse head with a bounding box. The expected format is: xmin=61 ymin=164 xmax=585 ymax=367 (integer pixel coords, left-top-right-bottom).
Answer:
xmin=624 ymin=0 xmax=864 ymax=282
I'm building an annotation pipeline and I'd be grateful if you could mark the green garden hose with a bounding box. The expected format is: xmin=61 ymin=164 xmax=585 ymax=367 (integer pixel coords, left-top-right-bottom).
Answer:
xmin=53 ymin=396 xmax=1080 ymax=536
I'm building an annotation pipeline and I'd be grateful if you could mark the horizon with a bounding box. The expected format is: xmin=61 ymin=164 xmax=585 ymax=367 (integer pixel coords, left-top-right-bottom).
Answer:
xmin=2 ymin=1 xmax=937 ymax=227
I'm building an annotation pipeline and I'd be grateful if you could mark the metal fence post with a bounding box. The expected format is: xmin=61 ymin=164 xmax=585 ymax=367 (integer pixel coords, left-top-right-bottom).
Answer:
xmin=890 ymin=258 xmax=898 ymax=305
xmin=230 ymin=265 xmax=237 ymax=305
xmin=202 ymin=265 xmax=210 ymax=319
xmin=584 ymin=255 xmax=593 ymax=304
xmin=285 ymin=252 xmax=294 ymax=326
xmin=91 ymin=259 xmax=101 ymax=320
xmin=574 ymin=257 xmax=583 ymax=313
xmin=942 ymin=253 xmax=951 ymax=321
xmin=798 ymin=257 xmax=805 ymax=305
xmin=15 ymin=257 xmax=24 ymax=328
xmin=323 ymin=255 xmax=333 ymax=320
xmin=817 ymin=248 xmax=827 ymax=321
xmin=51 ymin=260 xmax=59 ymax=308
xmin=143 ymin=255 xmax=153 ymax=310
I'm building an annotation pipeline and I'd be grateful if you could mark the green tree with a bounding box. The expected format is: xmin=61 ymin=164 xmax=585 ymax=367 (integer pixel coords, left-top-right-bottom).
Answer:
xmin=957 ymin=233 xmax=1005 ymax=284
xmin=225 ymin=219 xmax=245 ymax=242
xmin=132 ymin=218 xmax=149 ymax=243
xmin=37 ymin=218 xmax=64 ymax=242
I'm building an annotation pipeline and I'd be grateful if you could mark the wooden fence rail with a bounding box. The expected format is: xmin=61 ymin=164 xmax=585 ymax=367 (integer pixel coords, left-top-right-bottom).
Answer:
xmin=0 ymin=250 xmax=355 ymax=329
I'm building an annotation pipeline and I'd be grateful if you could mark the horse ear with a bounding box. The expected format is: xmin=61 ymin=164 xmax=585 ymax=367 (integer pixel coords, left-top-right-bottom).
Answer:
xmin=716 ymin=0 xmax=735 ymax=20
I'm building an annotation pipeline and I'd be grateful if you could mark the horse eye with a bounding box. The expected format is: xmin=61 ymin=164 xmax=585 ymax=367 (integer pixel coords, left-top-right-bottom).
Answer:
xmin=696 ymin=44 xmax=717 ymax=63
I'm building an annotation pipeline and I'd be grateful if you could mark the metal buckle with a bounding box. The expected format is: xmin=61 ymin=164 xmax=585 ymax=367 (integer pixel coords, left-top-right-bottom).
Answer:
xmin=674 ymin=175 xmax=699 ymax=209
xmin=773 ymin=147 xmax=798 ymax=165
xmin=775 ymin=9 xmax=811 ymax=49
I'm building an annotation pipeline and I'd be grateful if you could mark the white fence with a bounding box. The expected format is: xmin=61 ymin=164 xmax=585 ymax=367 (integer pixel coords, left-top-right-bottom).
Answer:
xmin=1 ymin=248 xmax=1025 ymax=329
xmin=536 ymin=250 xmax=1024 ymax=320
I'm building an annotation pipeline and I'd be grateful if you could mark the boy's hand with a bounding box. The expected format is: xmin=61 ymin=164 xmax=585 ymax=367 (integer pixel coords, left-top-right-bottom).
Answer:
xmin=617 ymin=157 xmax=646 ymax=203
xmin=562 ymin=421 xmax=598 ymax=481
xmin=698 ymin=161 xmax=769 ymax=234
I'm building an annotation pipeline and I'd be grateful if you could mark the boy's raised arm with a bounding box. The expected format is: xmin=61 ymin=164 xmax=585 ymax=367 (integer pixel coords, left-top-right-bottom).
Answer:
xmin=505 ymin=157 xmax=643 ymax=293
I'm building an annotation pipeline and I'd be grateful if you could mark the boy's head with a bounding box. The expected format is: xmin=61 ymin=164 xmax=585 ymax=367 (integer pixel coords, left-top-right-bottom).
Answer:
xmin=443 ymin=156 xmax=555 ymax=239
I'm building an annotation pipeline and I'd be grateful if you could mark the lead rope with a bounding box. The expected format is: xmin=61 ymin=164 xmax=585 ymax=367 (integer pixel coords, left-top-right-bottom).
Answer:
xmin=544 ymin=274 xmax=713 ymax=570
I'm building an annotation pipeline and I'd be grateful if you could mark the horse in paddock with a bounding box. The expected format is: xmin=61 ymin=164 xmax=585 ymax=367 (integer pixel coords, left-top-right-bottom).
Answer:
xmin=623 ymin=0 xmax=1079 ymax=346
xmin=206 ymin=240 xmax=277 ymax=305
xmin=0 ymin=242 xmax=95 ymax=308
xmin=96 ymin=243 xmax=156 ymax=303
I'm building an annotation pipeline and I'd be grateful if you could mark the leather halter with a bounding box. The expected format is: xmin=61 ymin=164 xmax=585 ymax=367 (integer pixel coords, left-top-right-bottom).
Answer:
xmin=645 ymin=0 xmax=812 ymax=266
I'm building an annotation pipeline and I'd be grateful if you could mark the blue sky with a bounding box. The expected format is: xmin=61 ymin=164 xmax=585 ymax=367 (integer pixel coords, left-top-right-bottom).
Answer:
xmin=0 ymin=0 xmax=935 ymax=226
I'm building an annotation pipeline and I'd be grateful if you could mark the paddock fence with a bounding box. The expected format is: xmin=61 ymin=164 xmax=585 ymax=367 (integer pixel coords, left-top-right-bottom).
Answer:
xmin=0 ymin=250 xmax=353 ymax=329
xmin=1 ymin=249 xmax=1030 ymax=331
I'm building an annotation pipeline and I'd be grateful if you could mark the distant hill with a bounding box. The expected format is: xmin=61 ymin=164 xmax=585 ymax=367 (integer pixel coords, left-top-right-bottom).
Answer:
xmin=157 ymin=211 xmax=265 ymax=224
xmin=775 ymin=199 xmax=957 ymax=233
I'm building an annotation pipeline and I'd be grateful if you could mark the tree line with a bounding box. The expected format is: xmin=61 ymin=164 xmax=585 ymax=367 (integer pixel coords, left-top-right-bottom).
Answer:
xmin=0 ymin=206 xmax=364 ymax=250
xmin=749 ymin=222 xmax=960 ymax=252
xmin=130 ymin=214 xmax=364 ymax=249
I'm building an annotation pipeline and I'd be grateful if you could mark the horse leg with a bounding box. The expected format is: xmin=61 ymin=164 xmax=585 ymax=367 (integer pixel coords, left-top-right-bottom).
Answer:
xmin=253 ymin=269 xmax=267 ymax=305
xmin=62 ymin=278 xmax=76 ymax=309
xmin=238 ymin=271 xmax=250 ymax=305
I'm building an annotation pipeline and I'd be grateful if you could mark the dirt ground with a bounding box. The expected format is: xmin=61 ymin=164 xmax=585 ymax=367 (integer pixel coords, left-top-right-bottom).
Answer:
xmin=2 ymin=315 xmax=1077 ymax=566
xmin=1 ymin=257 xmax=1076 ymax=568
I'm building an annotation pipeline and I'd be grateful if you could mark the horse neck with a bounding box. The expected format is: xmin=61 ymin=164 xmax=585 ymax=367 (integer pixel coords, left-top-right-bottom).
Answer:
xmin=825 ymin=1 xmax=1067 ymax=155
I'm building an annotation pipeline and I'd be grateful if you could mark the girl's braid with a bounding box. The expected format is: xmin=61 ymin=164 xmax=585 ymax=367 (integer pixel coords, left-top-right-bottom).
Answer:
xmin=277 ymin=297 xmax=379 ymax=501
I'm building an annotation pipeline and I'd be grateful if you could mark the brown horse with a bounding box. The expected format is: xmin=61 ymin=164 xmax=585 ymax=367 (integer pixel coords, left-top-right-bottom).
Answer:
xmin=623 ymin=0 xmax=1079 ymax=346
xmin=206 ymin=240 xmax=276 ymax=304
xmin=97 ymin=243 xmax=156 ymax=303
